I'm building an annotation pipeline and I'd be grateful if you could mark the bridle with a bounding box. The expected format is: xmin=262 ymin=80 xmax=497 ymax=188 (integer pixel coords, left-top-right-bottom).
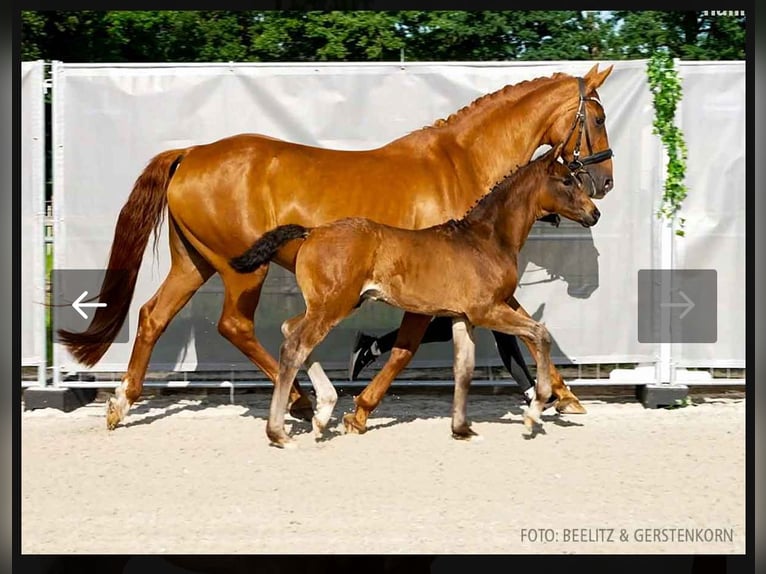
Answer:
xmin=560 ymin=77 xmax=613 ymax=195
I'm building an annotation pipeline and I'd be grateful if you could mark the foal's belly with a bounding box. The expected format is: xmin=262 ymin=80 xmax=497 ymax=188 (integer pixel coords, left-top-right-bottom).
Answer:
xmin=363 ymin=230 xmax=480 ymax=317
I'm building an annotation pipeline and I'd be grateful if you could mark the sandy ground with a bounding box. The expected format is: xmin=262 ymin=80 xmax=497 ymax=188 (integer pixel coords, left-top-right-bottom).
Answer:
xmin=21 ymin=391 xmax=745 ymax=555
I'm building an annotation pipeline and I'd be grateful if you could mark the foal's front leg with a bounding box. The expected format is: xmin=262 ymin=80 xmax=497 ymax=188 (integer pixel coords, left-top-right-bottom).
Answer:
xmin=471 ymin=304 xmax=554 ymax=432
xmin=506 ymin=296 xmax=586 ymax=415
xmin=451 ymin=317 xmax=479 ymax=440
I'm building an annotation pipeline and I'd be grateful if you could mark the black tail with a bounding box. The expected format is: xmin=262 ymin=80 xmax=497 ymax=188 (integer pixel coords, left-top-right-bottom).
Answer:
xmin=229 ymin=224 xmax=310 ymax=273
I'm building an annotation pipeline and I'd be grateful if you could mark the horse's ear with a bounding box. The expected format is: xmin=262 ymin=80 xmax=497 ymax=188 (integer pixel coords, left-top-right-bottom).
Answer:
xmin=585 ymin=64 xmax=614 ymax=92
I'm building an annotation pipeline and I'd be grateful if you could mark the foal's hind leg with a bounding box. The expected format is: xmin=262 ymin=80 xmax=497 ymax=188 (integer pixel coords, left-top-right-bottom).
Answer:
xmin=269 ymin=307 xmax=349 ymax=447
xmin=281 ymin=317 xmax=338 ymax=437
xmin=217 ymin=268 xmax=314 ymax=421
xmin=506 ymin=296 xmax=586 ymax=415
xmin=106 ymin=220 xmax=214 ymax=430
xmin=342 ymin=312 xmax=433 ymax=434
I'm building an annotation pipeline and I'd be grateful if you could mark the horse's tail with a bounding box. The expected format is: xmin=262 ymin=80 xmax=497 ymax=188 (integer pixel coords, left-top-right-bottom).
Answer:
xmin=229 ymin=224 xmax=310 ymax=274
xmin=57 ymin=148 xmax=187 ymax=367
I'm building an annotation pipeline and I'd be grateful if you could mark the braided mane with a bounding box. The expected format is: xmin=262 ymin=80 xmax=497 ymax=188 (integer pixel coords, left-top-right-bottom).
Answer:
xmin=420 ymin=71 xmax=570 ymax=132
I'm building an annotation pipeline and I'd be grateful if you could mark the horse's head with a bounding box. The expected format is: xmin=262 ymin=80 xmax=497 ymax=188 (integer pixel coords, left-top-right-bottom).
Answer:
xmin=547 ymin=64 xmax=614 ymax=199
xmin=537 ymin=143 xmax=601 ymax=228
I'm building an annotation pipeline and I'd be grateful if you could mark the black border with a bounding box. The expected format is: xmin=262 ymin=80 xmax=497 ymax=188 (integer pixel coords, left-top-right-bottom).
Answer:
xmin=13 ymin=3 xmax=755 ymax=574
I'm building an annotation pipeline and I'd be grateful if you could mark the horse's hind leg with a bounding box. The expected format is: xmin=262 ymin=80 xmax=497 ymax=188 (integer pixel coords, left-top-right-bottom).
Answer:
xmin=107 ymin=219 xmax=214 ymax=430
xmin=217 ymin=269 xmax=314 ymax=421
xmin=506 ymin=296 xmax=586 ymax=415
xmin=343 ymin=312 xmax=433 ymax=434
xmin=451 ymin=317 xmax=479 ymax=440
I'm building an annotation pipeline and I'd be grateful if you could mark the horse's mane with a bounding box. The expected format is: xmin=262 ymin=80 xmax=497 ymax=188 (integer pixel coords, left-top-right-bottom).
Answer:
xmin=418 ymin=71 xmax=570 ymax=132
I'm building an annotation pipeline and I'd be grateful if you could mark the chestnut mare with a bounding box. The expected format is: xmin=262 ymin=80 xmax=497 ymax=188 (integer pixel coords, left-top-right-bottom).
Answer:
xmin=57 ymin=64 xmax=614 ymax=431
xmin=229 ymin=144 xmax=600 ymax=447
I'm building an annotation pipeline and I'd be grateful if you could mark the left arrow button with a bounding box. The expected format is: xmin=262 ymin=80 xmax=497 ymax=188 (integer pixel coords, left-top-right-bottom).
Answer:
xmin=72 ymin=290 xmax=107 ymax=320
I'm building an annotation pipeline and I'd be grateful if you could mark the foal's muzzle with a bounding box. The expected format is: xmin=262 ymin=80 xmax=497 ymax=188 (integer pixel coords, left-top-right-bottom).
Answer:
xmin=581 ymin=207 xmax=601 ymax=227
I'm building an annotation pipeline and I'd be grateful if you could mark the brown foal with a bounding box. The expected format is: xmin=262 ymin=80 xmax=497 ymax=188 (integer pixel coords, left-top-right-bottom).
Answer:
xmin=229 ymin=144 xmax=600 ymax=448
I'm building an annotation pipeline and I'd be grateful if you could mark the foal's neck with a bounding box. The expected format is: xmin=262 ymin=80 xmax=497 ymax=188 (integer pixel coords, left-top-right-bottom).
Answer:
xmin=462 ymin=168 xmax=545 ymax=256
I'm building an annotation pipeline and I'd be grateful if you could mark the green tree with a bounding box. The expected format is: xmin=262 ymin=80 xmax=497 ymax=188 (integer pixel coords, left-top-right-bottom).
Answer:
xmin=249 ymin=11 xmax=404 ymax=61
xmin=608 ymin=11 xmax=745 ymax=59
xmin=21 ymin=10 xmax=746 ymax=64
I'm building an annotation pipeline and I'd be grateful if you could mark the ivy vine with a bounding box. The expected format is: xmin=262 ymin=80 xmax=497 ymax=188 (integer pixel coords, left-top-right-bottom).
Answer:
xmin=646 ymin=52 xmax=688 ymax=237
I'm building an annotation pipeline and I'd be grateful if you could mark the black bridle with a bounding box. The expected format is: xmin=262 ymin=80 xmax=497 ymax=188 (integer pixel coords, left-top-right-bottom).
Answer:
xmin=560 ymin=77 xmax=613 ymax=193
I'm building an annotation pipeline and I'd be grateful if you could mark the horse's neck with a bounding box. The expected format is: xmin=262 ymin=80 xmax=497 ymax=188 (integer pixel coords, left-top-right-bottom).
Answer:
xmin=449 ymin=80 xmax=574 ymax=190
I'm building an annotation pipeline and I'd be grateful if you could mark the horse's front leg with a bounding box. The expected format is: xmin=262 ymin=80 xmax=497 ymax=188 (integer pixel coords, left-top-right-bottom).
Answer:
xmin=342 ymin=312 xmax=433 ymax=434
xmin=506 ymin=295 xmax=586 ymax=415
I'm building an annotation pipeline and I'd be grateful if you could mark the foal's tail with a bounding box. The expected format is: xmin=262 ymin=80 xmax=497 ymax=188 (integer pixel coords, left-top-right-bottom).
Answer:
xmin=57 ymin=148 xmax=187 ymax=367
xmin=229 ymin=224 xmax=311 ymax=273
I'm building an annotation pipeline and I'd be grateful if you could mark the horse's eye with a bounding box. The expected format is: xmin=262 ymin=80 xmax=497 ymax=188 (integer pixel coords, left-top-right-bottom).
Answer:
xmin=595 ymin=116 xmax=605 ymax=126
xmin=562 ymin=176 xmax=574 ymax=186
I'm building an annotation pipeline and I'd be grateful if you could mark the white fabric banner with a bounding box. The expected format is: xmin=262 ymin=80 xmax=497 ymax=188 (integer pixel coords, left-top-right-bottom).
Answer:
xmin=48 ymin=61 xmax=744 ymax=373
xmin=21 ymin=61 xmax=47 ymax=374
xmin=671 ymin=61 xmax=745 ymax=367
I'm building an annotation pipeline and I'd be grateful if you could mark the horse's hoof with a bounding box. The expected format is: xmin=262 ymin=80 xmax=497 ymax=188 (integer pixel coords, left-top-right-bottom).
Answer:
xmin=556 ymin=398 xmax=587 ymax=414
xmin=342 ymin=413 xmax=367 ymax=435
xmin=311 ymin=416 xmax=326 ymax=438
xmin=270 ymin=439 xmax=298 ymax=450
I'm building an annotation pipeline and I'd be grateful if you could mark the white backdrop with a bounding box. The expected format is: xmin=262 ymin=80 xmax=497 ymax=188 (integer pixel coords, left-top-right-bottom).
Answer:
xmin=672 ymin=61 xmax=746 ymax=368
xmin=42 ymin=60 xmax=744 ymax=375
xmin=21 ymin=60 xmax=46 ymax=382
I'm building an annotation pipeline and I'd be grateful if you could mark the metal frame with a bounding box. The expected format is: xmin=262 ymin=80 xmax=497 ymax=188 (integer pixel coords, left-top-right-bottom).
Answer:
xmin=21 ymin=60 xmax=48 ymax=389
xmin=28 ymin=59 xmax=746 ymax=391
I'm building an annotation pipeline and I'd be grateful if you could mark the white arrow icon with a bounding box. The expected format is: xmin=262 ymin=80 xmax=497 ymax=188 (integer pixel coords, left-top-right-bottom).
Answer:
xmin=660 ymin=290 xmax=695 ymax=320
xmin=72 ymin=290 xmax=107 ymax=320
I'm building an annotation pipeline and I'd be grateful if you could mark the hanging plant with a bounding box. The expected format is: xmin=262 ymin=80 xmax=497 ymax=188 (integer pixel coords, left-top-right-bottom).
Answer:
xmin=646 ymin=52 xmax=688 ymax=237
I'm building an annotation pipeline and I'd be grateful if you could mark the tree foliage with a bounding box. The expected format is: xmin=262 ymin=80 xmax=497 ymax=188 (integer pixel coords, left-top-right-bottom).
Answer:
xmin=21 ymin=10 xmax=746 ymax=63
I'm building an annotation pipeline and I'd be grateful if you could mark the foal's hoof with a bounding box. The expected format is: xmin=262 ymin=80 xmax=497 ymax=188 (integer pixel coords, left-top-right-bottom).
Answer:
xmin=105 ymin=399 xmax=121 ymax=431
xmin=342 ymin=413 xmax=367 ymax=435
xmin=289 ymin=396 xmax=315 ymax=422
xmin=556 ymin=397 xmax=587 ymax=415
xmin=451 ymin=425 xmax=480 ymax=441
xmin=270 ymin=439 xmax=298 ymax=450
xmin=268 ymin=432 xmax=298 ymax=449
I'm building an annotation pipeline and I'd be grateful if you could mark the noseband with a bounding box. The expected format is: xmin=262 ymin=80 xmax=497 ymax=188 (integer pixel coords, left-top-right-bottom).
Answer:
xmin=561 ymin=77 xmax=613 ymax=195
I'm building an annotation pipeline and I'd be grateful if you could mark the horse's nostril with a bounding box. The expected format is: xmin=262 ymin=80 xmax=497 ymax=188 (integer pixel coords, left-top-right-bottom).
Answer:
xmin=593 ymin=208 xmax=601 ymax=222
xmin=604 ymin=178 xmax=613 ymax=191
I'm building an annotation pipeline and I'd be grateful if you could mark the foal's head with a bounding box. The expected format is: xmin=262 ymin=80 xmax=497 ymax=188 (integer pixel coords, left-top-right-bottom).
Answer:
xmin=535 ymin=144 xmax=601 ymax=228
